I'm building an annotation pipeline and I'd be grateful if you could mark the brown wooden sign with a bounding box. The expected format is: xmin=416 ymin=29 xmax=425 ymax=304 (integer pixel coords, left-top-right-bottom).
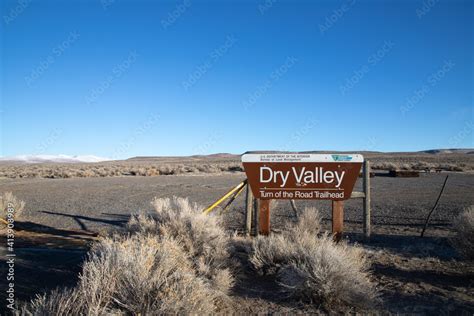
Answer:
xmin=242 ymin=153 xmax=363 ymax=201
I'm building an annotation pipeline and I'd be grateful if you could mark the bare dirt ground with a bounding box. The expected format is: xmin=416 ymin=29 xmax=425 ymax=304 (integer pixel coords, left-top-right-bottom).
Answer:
xmin=1 ymin=171 xmax=473 ymax=314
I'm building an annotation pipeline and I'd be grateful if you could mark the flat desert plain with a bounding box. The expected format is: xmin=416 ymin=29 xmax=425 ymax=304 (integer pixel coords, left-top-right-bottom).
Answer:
xmin=0 ymin=152 xmax=473 ymax=314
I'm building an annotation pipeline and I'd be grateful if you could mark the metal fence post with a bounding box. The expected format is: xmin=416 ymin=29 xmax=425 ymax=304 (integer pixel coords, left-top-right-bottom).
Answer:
xmin=252 ymin=197 xmax=258 ymax=236
xmin=245 ymin=184 xmax=253 ymax=236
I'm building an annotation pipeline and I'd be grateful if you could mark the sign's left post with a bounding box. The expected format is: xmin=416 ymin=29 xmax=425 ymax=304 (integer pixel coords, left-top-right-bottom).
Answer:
xmin=258 ymin=199 xmax=271 ymax=235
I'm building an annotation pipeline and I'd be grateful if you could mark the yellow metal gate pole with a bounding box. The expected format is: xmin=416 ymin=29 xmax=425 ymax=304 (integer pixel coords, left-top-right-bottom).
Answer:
xmin=202 ymin=180 xmax=247 ymax=215
xmin=221 ymin=183 xmax=246 ymax=213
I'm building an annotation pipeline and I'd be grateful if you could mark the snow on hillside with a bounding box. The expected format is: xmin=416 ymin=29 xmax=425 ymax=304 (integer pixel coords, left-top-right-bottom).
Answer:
xmin=0 ymin=155 xmax=111 ymax=164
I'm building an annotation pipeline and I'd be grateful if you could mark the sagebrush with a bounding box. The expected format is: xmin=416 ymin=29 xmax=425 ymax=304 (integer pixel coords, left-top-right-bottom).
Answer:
xmin=21 ymin=197 xmax=233 ymax=315
xmin=0 ymin=192 xmax=25 ymax=222
xmin=452 ymin=206 xmax=474 ymax=260
xmin=1 ymin=155 xmax=471 ymax=179
xmin=0 ymin=161 xmax=243 ymax=179
xmin=251 ymin=207 xmax=378 ymax=311
xmin=127 ymin=196 xmax=234 ymax=293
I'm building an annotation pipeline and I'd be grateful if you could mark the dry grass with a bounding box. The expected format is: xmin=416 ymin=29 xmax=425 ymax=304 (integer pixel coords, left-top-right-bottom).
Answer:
xmin=1 ymin=152 xmax=472 ymax=179
xmin=370 ymin=161 xmax=466 ymax=172
xmin=251 ymin=208 xmax=378 ymax=311
xmin=452 ymin=206 xmax=474 ymax=260
xmin=21 ymin=197 xmax=233 ymax=315
xmin=0 ymin=161 xmax=244 ymax=179
xmin=291 ymin=206 xmax=322 ymax=236
xmin=23 ymin=288 xmax=81 ymax=316
xmin=0 ymin=192 xmax=25 ymax=222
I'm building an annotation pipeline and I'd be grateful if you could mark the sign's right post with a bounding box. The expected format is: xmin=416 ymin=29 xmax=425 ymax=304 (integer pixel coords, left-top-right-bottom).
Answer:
xmin=332 ymin=200 xmax=344 ymax=241
xmin=363 ymin=160 xmax=371 ymax=238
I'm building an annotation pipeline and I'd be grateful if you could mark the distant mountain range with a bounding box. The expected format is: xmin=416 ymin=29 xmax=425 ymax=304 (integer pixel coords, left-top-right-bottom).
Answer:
xmin=420 ymin=149 xmax=474 ymax=154
xmin=0 ymin=155 xmax=111 ymax=164
xmin=128 ymin=149 xmax=474 ymax=160
xmin=1 ymin=149 xmax=472 ymax=164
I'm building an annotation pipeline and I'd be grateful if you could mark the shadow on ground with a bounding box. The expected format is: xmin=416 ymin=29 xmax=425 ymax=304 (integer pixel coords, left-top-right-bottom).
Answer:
xmin=347 ymin=232 xmax=459 ymax=260
xmin=39 ymin=211 xmax=130 ymax=232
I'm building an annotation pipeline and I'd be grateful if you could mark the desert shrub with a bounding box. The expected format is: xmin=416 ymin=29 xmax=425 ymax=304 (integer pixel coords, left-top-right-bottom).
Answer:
xmin=291 ymin=207 xmax=321 ymax=236
xmin=250 ymin=208 xmax=320 ymax=274
xmin=158 ymin=165 xmax=174 ymax=175
xmin=400 ymin=163 xmax=411 ymax=170
xmin=197 ymin=164 xmax=219 ymax=173
xmin=85 ymin=235 xmax=223 ymax=314
xmin=11 ymin=157 xmax=473 ymax=178
xmin=224 ymin=163 xmax=243 ymax=172
xmin=452 ymin=206 xmax=474 ymax=260
xmin=372 ymin=161 xmax=398 ymax=171
xmin=413 ymin=161 xmax=435 ymax=171
xmin=137 ymin=167 xmax=147 ymax=176
xmin=0 ymin=192 xmax=25 ymax=222
xmin=19 ymin=196 xmax=234 ymax=315
xmin=440 ymin=163 xmax=464 ymax=172
xmin=250 ymin=207 xmax=378 ymax=311
xmin=251 ymin=233 xmax=295 ymax=275
xmin=21 ymin=235 xmax=225 ymax=315
xmin=22 ymin=196 xmax=235 ymax=315
xmin=170 ymin=165 xmax=181 ymax=174
xmin=61 ymin=170 xmax=73 ymax=178
xmin=145 ymin=167 xmax=158 ymax=176
xmin=186 ymin=166 xmax=199 ymax=173
xmin=21 ymin=288 xmax=82 ymax=316
xmin=96 ymin=168 xmax=108 ymax=177
xmin=127 ymin=196 xmax=233 ymax=293
xmin=82 ymin=169 xmax=96 ymax=177
xmin=279 ymin=235 xmax=376 ymax=309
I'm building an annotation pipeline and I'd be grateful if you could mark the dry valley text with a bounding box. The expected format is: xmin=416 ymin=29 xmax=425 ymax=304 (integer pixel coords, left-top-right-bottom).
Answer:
xmin=260 ymin=166 xmax=346 ymax=188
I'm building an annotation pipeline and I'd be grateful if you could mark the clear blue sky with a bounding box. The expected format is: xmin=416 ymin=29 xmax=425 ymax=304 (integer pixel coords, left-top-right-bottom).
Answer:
xmin=1 ymin=0 xmax=473 ymax=158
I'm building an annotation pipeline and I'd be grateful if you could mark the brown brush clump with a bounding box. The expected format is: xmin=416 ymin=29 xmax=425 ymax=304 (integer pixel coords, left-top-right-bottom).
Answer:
xmin=21 ymin=197 xmax=233 ymax=315
xmin=250 ymin=207 xmax=378 ymax=311
xmin=0 ymin=192 xmax=25 ymax=223
xmin=127 ymin=196 xmax=234 ymax=293
xmin=452 ymin=206 xmax=474 ymax=260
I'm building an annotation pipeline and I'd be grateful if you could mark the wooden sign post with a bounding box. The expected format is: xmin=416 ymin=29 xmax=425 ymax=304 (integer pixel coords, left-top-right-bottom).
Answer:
xmin=242 ymin=153 xmax=363 ymax=240
xmin=332 ymin=200 xmax=344 ymax=241
xmin=259 ymin=199 xmax=271 ymax=235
